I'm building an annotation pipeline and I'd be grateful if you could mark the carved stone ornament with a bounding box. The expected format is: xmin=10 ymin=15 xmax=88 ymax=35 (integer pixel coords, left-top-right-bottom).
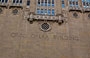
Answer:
xmin=73 ymin=12 xmax=78 ymax=17
xmin=40 ymin=23 xmax=51 ymax=32
xmin=12 ymin=9 xmax=18 ymax=15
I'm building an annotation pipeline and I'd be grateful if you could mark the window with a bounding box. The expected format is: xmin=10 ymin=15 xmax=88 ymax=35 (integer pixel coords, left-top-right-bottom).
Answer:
xmin=38 ymin=0 xmax=40 ymax=6
xmin=45 ymin=9 xmax=47 ymax=14
xmin=12 ymin=0 xmax=22 ymax=4
xmin=37 ymin=8 xmax=41 ymax=14
xmin=13 ymin=0 xmax=15 ymax=3
xmin=0 ymin=0 xmax=8 ymax=3
xmin=41 ymin=0 xmax=44 ymax=6
xmin=52 ymin=0 xmax=54 ymax=6
xmin=45 ymin=0 xmax=47 ymax=6
xmin=47 ymin=9 xmax=51 ymax=15
xmin=69 ymin=0 xmax=79 ymax=7
xmin=61 ymin=0 xmax=65 ymax=8
xmin=2 ymin=0 xmax=4 ymax=3
xmin=52 ymin=9 xmax=55 ymax=15
xmin=20 ymin=0 xmax=22 ymax=3
xmin=82 ymin=0 xmax=90 ymax=8
xmin=41 ymin=9 xmax=44 ymax=14
xmin=16 ymin=0 xmax=19 ymax=3
xmin=48 ymin=0 xmax=51 ymax=6
xmin=27 ymin=0 xmax=30 ymax=6
xmin=36 ymin=0 xmax=55 ymax=15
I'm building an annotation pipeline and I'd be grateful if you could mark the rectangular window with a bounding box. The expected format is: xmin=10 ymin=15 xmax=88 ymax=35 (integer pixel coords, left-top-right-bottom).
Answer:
xmin=45 ymin=0 xmax=47 ymax=6
xmin=41 ymin=0 xmax=44 ymax=6
xmin=27 ymin=0 xmax=30 ymax=6
xmin=52 ymin=0 xmax=54 ymax=6
xmin=48 ymin=0 xmax=51 ymax=6
xmin=36 ymin=0 xmax=55 ymax=16
xmin=16 ymin=0 xmax=19 ymax=3
xmin=38 ymin=0 xmax=40 ymax=6
xmin=12 ymin=0 xmax=22 ymax=4
xmin=52 ymin=9 xmax=55 ymax=15
xmin=45 ymin=9 xmax=47 ymax=14
xmin=20 ymin=0 xmax=22 ymax=3
xmin=37 ymin=8 xmax=41 ymax=14
xmin=62 ymin=0 xmax=65 ymax=8
xmin=5 ymin=0 xmax=8 ymax=3
xmin=82 ymin=0 xmax=90 ymax=8
xmin=41 ymin=9 xmax=44 ymax=14
xmin=2 ymin=0 xmax=4 ymax=3
xmin=13 ymin=0 xmax=16 ymax=3
xmin=69 ymin=0 xmax=79 ymax=7
xmin=47 ymin=9 xmax=51 ymax=15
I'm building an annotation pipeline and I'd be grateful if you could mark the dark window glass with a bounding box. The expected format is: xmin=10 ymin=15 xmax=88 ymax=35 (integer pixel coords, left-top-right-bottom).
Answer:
xmin=38 ymin=0 xmax=40 ymax=6
xmin=27 ymin=0 xmax=30 ymax=6
xmin=69 ymin=1 xmax=72 ymax=4
xmin=62 ymin=0 xmax=65 ymax=8
xmin=76 ymin=2 xmax=78 ymax=5
xmin=41 ymin=0 xmax=44 ymax=6
xmin=5 ymin=0 xmax=8 ymax=3
xmin=20 ymin=0 xmax=22 ymax=3
xmin=13 ymin=0 xmax=15 ymax=3
xmin=48 ymin=0 xmax=50 ymax=6
xmin=2 ymin=0 xmax=4 ymax=2
xmin=48 ymin=9 xmax=51 ymax=15
xmin=37 ymin=9 xmax=41 ymax=14
xmin=45 ymin=0 xmax=47 ymax=6
xmin=52 ymin=9 xmax=55 ymax=15
xmin=41 ymin=9 xmax=44 ymax=14
xmin=16 ymin=0 xmax=19 ymax=3
xmin=52 ymin=0 xmax=54 ymax=6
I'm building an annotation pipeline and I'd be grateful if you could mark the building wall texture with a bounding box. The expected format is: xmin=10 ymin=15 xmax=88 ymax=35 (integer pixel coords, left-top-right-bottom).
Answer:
xmin=0 ymin=0 xmax=90 ymax=58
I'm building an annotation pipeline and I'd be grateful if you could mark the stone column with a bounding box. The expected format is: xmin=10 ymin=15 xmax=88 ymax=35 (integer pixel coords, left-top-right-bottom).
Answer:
xmin=55 ymin=0 xmax=61 ymax=15
xmin=30 ymin=0 xmax=36 ymax=14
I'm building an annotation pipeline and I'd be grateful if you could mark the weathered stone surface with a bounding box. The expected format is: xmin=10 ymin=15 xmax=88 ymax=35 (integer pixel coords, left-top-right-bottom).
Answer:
xmin=0 ymin=0 xmax=90 ymax=58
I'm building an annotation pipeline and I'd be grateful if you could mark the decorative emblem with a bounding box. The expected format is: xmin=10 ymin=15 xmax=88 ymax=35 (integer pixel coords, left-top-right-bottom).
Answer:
xmin=73 ymin=12 xmax=78 ymax=17
xmin=40 ymin=23 xmax=51 ymax=32
xmin=12 ymin=9 xmax=18 ymax=15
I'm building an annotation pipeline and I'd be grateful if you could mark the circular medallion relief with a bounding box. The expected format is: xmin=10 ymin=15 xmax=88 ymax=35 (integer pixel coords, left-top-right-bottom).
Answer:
xmin=40 ymin=23 xmax=51 ymax=32
xmin=73 ymin=13 xmax=78 ymax=17
xmin=12 ymin=9 xmax=18 ymax=15
xmin=88 ymin=14 xmax=90 ymax=18
xmin=0 ymin=8 xmax=3 ymax=14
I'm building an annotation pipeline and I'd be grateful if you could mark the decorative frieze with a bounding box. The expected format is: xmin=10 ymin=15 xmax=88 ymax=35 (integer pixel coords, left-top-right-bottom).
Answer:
xmin=24 ymin=13 xmax=67 ymax=24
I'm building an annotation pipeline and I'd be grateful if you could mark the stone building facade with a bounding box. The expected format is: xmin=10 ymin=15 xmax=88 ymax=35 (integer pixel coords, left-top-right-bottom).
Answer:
xmin=0 ymin=0 xmax=90 ymax=58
